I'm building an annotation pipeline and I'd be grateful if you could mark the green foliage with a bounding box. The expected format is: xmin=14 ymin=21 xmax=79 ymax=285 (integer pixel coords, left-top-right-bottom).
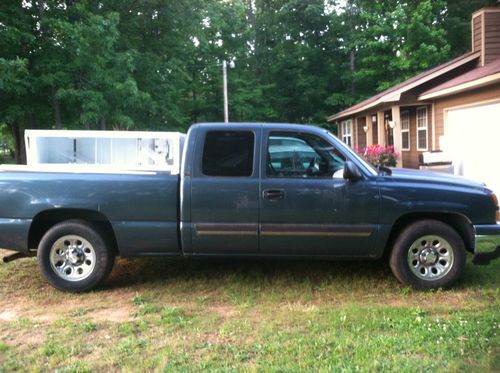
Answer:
xmin=81 ymin=321 xmax=97 ymax=333
xmin=0 ymin=0 xmax=494 ymax=162
xmin=40 ymin=340 xmax=65 ymax=357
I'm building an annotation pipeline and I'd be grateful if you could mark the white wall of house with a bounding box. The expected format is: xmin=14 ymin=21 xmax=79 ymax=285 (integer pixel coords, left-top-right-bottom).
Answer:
xmin=443 ymin=100 xmax=500 ymax=194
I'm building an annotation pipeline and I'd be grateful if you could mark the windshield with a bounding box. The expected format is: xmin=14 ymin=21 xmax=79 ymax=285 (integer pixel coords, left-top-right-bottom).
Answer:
xmin=326 ymin=131 xmax=378 ymax=176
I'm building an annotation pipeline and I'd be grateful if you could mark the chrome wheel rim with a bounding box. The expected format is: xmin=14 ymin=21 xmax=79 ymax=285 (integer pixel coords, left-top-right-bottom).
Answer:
xmin=407 ymin=235 xmax=454 ymax=281
xmin=49 ymin=235 xmax=96 ymax=282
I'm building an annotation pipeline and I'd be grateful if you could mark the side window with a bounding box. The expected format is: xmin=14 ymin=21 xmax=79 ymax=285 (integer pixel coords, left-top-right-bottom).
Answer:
xmin=202 ymin=131 xmax=254 ymax=177
xmin=267 ymin=132 xmax=345 ymax=178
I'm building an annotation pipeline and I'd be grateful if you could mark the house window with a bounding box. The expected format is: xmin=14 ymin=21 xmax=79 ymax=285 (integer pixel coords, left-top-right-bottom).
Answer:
xmin=401 ymin=111 xmax=410 ymax=151
xmin=341 ymin=120 xmax=352 ymax=147
xmin=416 ymin=107 xmax=428 ymax=151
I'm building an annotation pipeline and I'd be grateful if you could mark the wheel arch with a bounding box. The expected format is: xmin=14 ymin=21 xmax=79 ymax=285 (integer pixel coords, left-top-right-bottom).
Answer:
xmin=384 ymin=212 xmax=475 ymax=256
xmin=28 ymin=209 xmax=118 ymax=254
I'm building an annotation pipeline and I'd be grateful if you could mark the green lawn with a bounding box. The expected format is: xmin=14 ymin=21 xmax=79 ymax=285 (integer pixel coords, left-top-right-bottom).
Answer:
xmin=0 ymin=249 xmax=498 ymax=372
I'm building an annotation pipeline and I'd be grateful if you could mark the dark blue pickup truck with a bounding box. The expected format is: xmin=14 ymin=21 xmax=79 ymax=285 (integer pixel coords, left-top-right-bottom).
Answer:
xmin=1 ymin=123 xmax=499 ymax=292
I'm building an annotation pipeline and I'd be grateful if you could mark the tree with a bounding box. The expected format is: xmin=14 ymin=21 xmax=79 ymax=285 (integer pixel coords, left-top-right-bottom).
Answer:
xmin=0 ymin=0 xmax=495 ymax=162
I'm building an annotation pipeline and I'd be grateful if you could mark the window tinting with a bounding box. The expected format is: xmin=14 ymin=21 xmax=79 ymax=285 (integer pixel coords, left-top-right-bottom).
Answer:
xmin=202 ymin=131 xmax=254 ymax=177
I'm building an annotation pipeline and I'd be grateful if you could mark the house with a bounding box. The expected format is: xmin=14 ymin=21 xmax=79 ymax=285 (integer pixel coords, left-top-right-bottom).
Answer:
xmin=328 ymin=7 xmax=500 ymax=193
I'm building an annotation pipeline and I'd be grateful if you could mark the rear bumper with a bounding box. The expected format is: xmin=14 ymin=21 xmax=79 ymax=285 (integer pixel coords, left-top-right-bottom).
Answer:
xmin=473 ymin=224 xmax=500 ymax=265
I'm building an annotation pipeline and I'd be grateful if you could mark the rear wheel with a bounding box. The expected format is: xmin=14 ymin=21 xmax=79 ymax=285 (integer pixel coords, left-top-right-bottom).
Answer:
xmin=37 ymin=220 xmax=115 ymax=292
xmin=390 ymin=220 xmax=466 ymax=289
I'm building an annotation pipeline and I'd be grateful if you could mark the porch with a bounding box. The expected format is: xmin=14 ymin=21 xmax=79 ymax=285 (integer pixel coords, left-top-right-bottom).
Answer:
xmin=337 ymin=103 xmax=434 ymax=168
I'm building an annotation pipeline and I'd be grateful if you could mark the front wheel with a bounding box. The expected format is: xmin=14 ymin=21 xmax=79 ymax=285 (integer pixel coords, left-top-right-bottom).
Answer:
xmin=389 ymin=220 xmax=466 ymax=290
xmin=37 ymin=220 xmax=115 ymax=292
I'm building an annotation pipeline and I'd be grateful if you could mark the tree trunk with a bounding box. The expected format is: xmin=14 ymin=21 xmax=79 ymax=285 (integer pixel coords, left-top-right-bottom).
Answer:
xmin=100 ymin=117 xmax=107 ymax=130
xmin=350 ymin=49 xmax=356 ymax=96
xmin=192 ymin=68 xmax=198 ymax=123
xmin=11 ymin=122 xmax=26 ymax=165
xmin=52 ymin=87 xmax=62 ymax=129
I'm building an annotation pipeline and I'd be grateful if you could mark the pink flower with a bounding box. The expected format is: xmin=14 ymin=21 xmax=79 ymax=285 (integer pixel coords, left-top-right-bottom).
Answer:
xmin=355 ymin=144 xmax=398 ymax=167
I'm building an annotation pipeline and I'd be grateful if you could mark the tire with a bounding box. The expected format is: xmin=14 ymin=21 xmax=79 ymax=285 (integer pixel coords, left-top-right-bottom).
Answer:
xmin=37 ymin=220 xmax=115 ymax=292
xmin=389 ymin=220 xmax=466 ymax=290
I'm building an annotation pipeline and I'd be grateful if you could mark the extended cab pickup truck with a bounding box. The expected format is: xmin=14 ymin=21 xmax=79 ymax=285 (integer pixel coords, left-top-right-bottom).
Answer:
xmin=1 ymin=123 xmax=499 ymax=292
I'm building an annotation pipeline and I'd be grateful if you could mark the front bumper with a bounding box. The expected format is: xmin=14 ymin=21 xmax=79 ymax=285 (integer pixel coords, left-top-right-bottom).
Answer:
xmin=473 ymin=224 xmax=500 ymax=265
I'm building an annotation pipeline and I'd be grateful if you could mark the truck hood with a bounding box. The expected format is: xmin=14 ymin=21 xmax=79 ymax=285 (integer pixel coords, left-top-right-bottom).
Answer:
xmin=387 ymin=168 xmax=487 ymax=191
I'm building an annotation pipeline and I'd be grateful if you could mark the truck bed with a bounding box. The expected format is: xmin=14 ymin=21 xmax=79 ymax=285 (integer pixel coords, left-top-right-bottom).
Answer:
xmin=0 ymin=165 xmax=180 ymax=256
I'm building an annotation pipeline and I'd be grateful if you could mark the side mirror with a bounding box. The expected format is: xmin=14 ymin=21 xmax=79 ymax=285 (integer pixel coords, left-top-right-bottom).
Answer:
xmin=343 ymin=161 xmax=362 ymax=181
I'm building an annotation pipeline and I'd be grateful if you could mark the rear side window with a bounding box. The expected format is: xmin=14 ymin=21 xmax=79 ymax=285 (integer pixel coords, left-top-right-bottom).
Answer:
xmin=202 ymin=131 xmax=254 ymax=177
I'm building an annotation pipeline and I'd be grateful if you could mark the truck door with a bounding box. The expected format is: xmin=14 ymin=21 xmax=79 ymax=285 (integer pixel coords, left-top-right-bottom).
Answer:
xmin=259 ymin=129 xmax=379 ymax=256
xmin=190 ymin=127 xmax=260 ymax=254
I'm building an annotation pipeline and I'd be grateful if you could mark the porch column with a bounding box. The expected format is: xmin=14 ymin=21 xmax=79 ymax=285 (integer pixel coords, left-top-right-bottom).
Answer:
xmin=365 ymin=115 xmax=373 ymax=146
xmin=377 ymin=111 xmax=385 ymax=146
xmin=391 ymin=105 xmax=402 ymax=167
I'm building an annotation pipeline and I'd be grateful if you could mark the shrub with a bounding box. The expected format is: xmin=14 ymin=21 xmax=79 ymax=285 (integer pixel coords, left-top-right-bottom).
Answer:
xmin=354 ymin=144 xmax=398 ymax=167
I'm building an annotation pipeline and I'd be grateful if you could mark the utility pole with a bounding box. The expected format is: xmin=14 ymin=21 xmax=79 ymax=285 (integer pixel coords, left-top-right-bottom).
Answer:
xmin=223 ymin=60 xmax=229 ymax=123
xmin=222 ymin=60 xmax=235 ymax=123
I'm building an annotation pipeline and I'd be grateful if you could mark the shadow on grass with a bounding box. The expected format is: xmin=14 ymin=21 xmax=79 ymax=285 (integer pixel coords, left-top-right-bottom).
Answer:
xmin=103 ymin=255 xmax=499 ymax=294
xmin=1 ymin=250 xmax=498 ymax=297
xmin=103 ymin=257 xmax=395 ymax=292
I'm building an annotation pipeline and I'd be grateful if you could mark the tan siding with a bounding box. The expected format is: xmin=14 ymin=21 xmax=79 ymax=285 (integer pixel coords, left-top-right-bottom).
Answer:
xmin=473 ymin=15 xmax=482 ymax=53
xmin=434 ymin=83 xmax=500 ymax=142
xmin=356 ymin=117 xmax=367 ymax=149
xmin=484 ymin=11 xmax=500 ymax=64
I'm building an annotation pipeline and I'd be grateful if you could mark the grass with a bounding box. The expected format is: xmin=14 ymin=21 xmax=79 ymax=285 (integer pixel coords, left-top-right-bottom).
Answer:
xmin=0 ymin=248 xmax=498 ymax=372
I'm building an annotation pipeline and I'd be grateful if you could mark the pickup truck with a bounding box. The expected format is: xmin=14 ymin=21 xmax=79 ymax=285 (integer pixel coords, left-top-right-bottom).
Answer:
xmin=1 ymin=123 xmax=499 ymax=292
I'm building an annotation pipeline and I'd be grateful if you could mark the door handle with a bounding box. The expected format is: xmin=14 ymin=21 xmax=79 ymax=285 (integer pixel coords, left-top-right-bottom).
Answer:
xmin=263 ymin=189 xmax=285 ymax=200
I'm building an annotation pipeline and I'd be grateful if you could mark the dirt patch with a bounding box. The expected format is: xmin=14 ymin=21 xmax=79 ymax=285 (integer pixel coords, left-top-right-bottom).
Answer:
xmin=0 ymin=287 xmax=138 ymax=324
xmin=1 ymin=328 xmax=46 ymax=347
xmin=91 ymin=306 xmax=134 ymax=322
xmin=211 ymin=305 xmax=235 ymax=318
xmin=0 ymin=309 xmax=19 ymax=322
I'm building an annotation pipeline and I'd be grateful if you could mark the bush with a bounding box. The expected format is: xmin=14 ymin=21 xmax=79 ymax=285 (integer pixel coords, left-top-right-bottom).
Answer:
xmin=354 ymin=144 xmax=398 ymax=167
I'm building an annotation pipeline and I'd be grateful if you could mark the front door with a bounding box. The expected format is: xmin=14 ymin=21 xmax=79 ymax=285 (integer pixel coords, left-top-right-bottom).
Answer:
xmin=259 ymin=129 xmax=379 ymax=256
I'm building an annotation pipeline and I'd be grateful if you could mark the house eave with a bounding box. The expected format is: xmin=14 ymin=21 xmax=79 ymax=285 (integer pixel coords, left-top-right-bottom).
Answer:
xmin=327 ymin=52 xmax=480 ymax=122
xmin=419 ymin=72 xmax=500 ymax=100
xmin=327 ymin=98 xmax=399 ymax=122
